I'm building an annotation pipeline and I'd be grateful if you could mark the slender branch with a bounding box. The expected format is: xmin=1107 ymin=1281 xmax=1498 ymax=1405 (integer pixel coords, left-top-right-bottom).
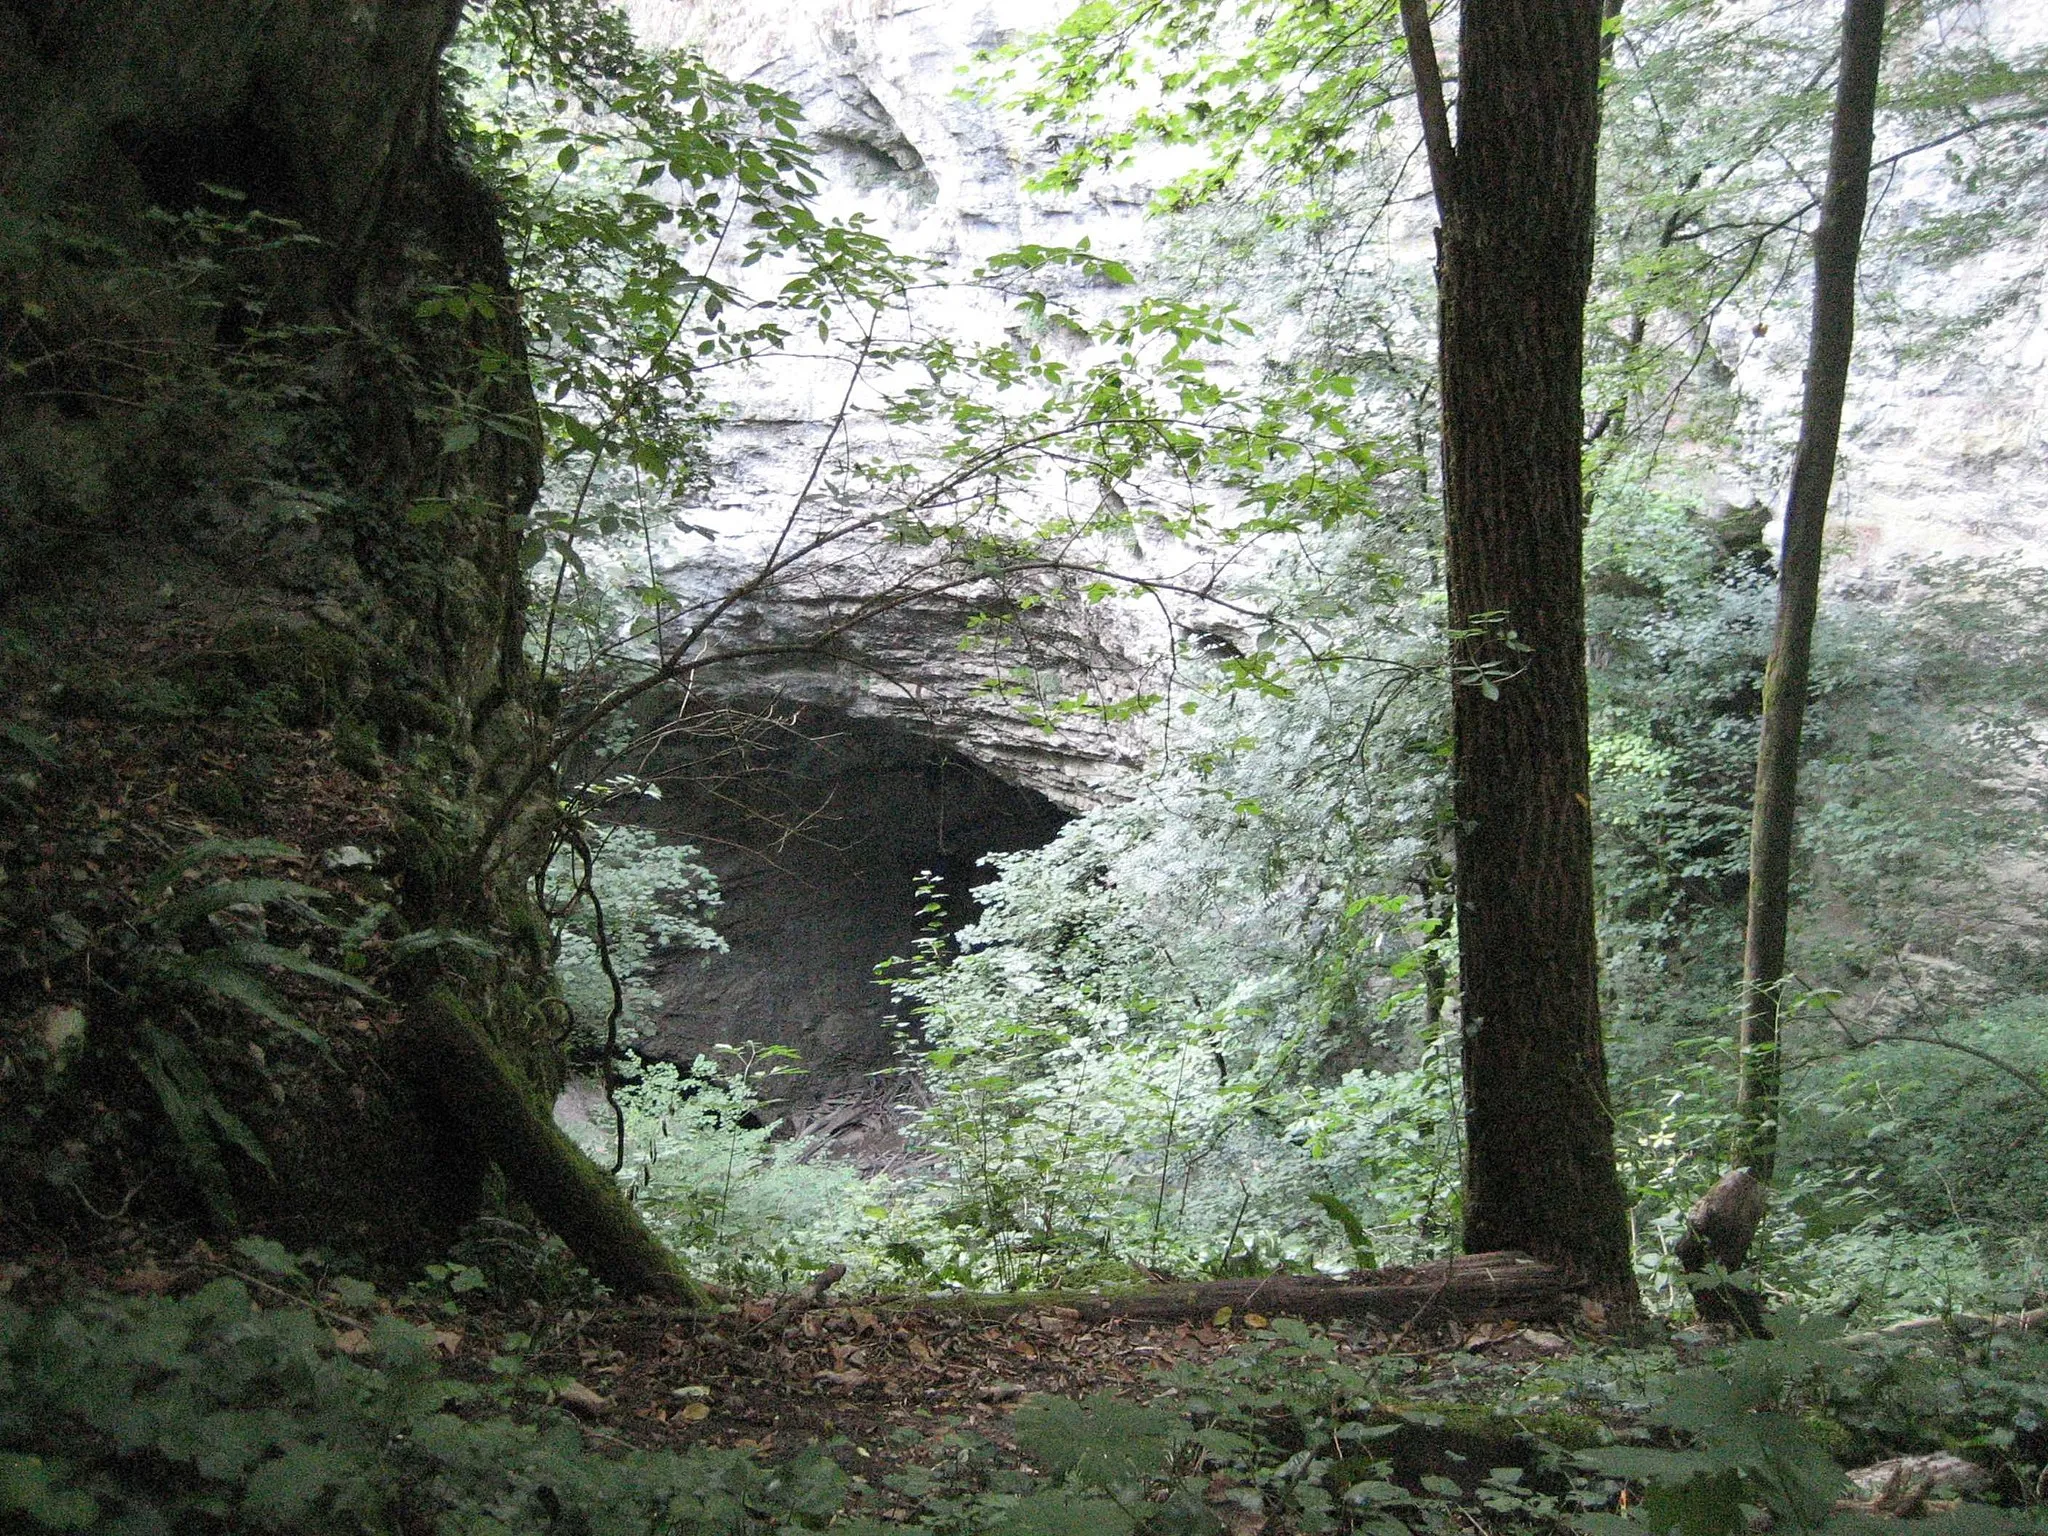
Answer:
xmin=561 ymin=822 xmax=630 ymax=1174
xmin=1847 ymin=1032 xmax=2048 ymax=1106
xmin=1398 ymin=0 xmax=1457 ymax=222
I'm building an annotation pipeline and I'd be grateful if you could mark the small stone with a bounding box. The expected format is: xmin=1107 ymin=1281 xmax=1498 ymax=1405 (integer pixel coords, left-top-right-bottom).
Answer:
xmin=1847 ymin=1453 xmax=1991 ymax=1502
xmin=322 ymin=845 xmax=376 ymax=872
xmin=31 ymin=1004 xmax=86 ymax=1060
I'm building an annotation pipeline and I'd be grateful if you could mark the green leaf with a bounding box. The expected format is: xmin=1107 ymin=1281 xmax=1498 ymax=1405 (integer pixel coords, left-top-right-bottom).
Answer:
xmin=0 ymin=1453 xmax=97 ymax=1530
xmin=1638 ymin=1468 xmax=1748 ymax=1536
xmin=389 ymin=928 xmax=498 ymax=959
xmin=222 ymin=940 xmax=383 ymax=1000
xmin=0 ymin=722 xmax=58 ymax=763
xmin=149 ymin=878 xmax=328 ymax=931
xmin=1011 ymin=1393 xmax=1179 ymax=1489
xmin=232 ymin=1237 xmax=308 ymax=1281
xmin=157 ymin=952 xmax=323 ymax=1047
xmin=131 ymin=1026 xmax=264 ymax=1220
xmin=241 ymin=1443 xmax=353 ymax=1521
xmin=139 ymin=839 xmax=301 ymax=902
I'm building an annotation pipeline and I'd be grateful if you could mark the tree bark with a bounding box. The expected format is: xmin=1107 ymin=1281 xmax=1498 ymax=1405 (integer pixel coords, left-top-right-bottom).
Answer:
xmin=1426 ymin=0 xmax=1637 ymax=1304
xmin=1737 ymin=0 xmax=1888 ymax=1183
xmin=1675 ymin=1167 xmax=1769 ymax=1335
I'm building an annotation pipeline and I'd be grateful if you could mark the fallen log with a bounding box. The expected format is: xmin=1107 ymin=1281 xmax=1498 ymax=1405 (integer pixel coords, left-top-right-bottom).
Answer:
xmin=1847 ymin=1306 xmax=2048 ymax=1348
xmin=401 ymin=993 xmax=707 ymax=1307
xmin=910 ymin=1252 xmax=1570 ymax=1330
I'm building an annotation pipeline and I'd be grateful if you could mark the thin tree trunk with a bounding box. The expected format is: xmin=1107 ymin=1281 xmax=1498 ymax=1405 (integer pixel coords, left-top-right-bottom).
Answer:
xmin=1737 ymin=0 xmax=1888 ymax=1183
xmin=1416 ymin=0 xmax=1638 ymax=1304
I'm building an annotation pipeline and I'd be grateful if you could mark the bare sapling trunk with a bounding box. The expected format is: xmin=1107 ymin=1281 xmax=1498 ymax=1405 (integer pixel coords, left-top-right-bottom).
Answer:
xmin=1405 ymin=0 xmax=1638 ymax=1305
xmin=1737 ymin=0 xmax=1888 ymax=1184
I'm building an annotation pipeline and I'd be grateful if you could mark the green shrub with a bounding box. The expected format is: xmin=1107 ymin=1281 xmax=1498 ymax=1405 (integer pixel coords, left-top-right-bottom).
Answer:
xmin=571 ymin=1052 xmax=877 ymax=1291
xmin=0 ymin=1265 xmax=857 ymax=1534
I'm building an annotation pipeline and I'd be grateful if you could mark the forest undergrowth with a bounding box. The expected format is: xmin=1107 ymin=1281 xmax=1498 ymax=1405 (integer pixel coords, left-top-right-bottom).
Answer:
xmin=6 ymin=0 xmax=2048 ymax=1530
xmin=7 ymin=1227 xmax=2047 ymax=1534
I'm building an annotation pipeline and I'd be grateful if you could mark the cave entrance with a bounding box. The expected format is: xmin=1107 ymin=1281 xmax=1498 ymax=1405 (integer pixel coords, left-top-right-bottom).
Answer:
xmin=628 ymin=700 xmax=1068 ymax=1147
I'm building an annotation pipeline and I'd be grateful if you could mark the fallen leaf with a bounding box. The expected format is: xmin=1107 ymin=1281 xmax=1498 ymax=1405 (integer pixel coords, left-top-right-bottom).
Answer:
xmin=1244 ymin=1313 xmax=1269 ymax=1330
xmin=678 ymin=1401 xmax=711 ymax=1422
xmin=330 ymin=1328 xmax=369 ymax=1356
xmin=815 ymin=1369 xmax=869 ymax=1388
xmin=431 ymin=1330 xmax=462 ymax=1356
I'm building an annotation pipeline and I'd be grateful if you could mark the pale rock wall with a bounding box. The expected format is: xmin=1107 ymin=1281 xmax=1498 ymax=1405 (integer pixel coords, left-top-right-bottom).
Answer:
xmin=618 ymin=0 xmax=1194 ymax=811
xmin=634 ymin=0 xmax=2047 ymax=619
xmin=605 ymin=0 xmax=2048 ymax=1115
xmin=1700 ymin=2 xmax=2048 ymax=580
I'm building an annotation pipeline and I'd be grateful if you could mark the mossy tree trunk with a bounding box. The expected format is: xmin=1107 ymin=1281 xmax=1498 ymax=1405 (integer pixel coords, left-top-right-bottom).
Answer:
xmin=403 ymin=997 xmax=705 ymax=1304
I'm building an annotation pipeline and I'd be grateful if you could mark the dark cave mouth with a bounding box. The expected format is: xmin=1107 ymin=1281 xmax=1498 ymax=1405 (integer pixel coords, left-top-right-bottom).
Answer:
xmin=623 ymin=702 xmax=1070 ymax=1115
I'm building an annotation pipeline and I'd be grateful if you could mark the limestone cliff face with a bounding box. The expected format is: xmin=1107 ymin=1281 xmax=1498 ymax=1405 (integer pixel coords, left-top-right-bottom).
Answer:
xmin=630 ymin=0 xmax=2048 ymax=599
xmin=593 ymin=3 xmax=1172 ymax=1096
xmin=598 ymin=0 xmax=2046 ymax=1112
xmin=1722 ymin=2 xmax=2048 ymax=580
xmin=0 ymin=1 xmax=554 ymax=1261
xmin=619 ymin=0 xmax=1173 ymax=812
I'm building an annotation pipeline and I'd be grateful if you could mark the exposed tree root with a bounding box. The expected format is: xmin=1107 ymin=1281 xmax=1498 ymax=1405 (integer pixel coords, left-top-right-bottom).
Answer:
xmin=402 ymin=994 xmax=706 ymax=1306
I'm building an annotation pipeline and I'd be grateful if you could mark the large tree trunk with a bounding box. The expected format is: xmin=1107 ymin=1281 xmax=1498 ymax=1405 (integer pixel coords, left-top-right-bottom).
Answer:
xmin=0 ymin=1 xmax=676 ymax=1289
xmin=1737 ymin=0 xmax=1889 ymax=1183
xmin=1420 ymin=0 xmax=1637 ymax=1303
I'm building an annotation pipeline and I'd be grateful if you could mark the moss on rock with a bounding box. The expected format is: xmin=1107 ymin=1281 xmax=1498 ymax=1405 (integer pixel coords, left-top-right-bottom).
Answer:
xmin=0 ymin=0 xmax=577 ymax=1275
